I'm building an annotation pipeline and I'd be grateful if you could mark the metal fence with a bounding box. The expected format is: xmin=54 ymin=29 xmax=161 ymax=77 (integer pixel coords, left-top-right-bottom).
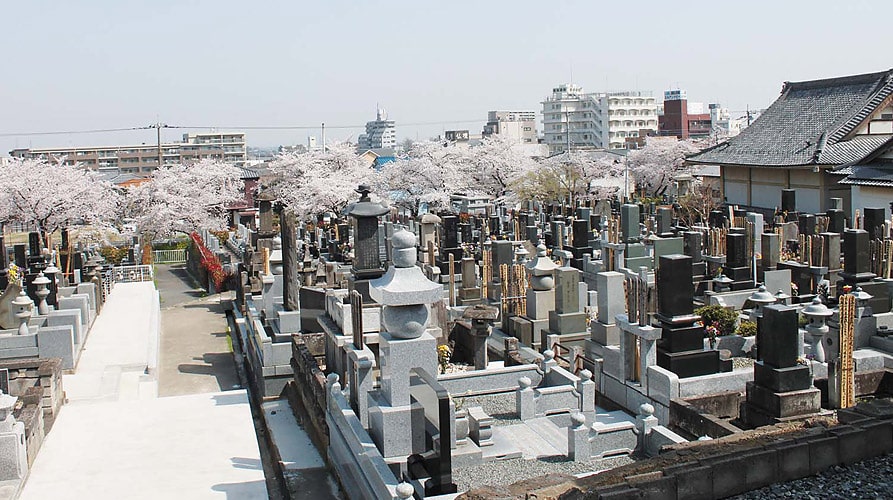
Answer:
xmin=99 ymin=265 xmax=155 ymax=300
xmin=152 ymin=249 xmax=187 ymax=264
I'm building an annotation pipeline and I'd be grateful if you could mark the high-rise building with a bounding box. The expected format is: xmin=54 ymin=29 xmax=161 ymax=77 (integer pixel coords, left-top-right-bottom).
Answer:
xmin=541 ymin=84 xmax=658 ymax=153
xmin=9 ymin=132 xmax=247 ymax=173
xmin=357 ymin=108 xmax=396 ymax=152
xmin=482 ymin=111 xmax=537 ymax=144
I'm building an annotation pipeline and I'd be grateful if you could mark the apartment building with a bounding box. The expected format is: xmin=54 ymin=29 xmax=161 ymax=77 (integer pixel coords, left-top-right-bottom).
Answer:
xmin=541 ymin=84 xmax=658 ymax=153
xmin=357 ymin=109 xmax=396 ymax=152
xmin=9 ymin=132 xmax=247 ymax=173
xmin=481 ymin=110 xmax=537 ymax=144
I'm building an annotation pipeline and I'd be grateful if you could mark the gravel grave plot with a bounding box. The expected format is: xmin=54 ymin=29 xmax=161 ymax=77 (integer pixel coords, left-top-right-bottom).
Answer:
xmin=732 ymin=357 xmax=754 ymax=369
xmin=732 ymin=452 xmax=893 ymax=500
xmin=455 ymin=393 xmax=520 ymax=426
xmin=453 ymin=454 xmax=636 ymax=492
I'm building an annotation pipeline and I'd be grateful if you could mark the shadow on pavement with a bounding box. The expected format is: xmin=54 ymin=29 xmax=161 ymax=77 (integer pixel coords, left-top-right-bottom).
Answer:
xmin=177 ymin=352 xmax=239 ymax=391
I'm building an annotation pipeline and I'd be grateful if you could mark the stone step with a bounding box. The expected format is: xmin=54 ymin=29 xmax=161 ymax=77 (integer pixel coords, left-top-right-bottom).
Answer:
xmin=117 ymin=371 xmax=141 ymax=401
xmin=498 ymin=423 xmax=561 ymax=459
xmin=525 ymin=416 xmax=568 ymax=455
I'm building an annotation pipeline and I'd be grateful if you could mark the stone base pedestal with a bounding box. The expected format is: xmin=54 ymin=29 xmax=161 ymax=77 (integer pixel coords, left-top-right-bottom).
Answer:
xmin=368 ymin=398 xmax=427 ymax=459
xmin=547 ymin=310 xmax=587 ymax=334
xmin=526 ymin=290 xmax=555 ymax=320
xmin=458 ymin=287 xmax=482 ymax=306
xmin=379 ymin=332 xmax=438 ymax=407
xmin=590 ymin=321 xmax=620 ymax=346
xmin=742 ymin=381 xmax=821 ymax=427
xmin=657 ymin=349 xmax=728 ymax=378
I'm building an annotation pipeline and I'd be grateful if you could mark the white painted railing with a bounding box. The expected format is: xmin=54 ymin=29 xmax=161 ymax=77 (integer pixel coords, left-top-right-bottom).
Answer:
xmin=152 ymin=249 xmax=187 ymax=264
xmin=113 ymin=265 xmax=154 ymax=283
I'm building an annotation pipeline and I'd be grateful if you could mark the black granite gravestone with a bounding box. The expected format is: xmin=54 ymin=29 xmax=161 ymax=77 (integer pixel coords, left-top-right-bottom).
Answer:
xmin=863 ymin=207 xmax=886 ymax=242
xmin=656 ymin=254 xmax=730 ymax=377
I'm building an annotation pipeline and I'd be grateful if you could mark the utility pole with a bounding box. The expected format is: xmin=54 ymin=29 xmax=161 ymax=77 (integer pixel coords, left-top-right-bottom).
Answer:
xmin=321 ymin=122 xmax=326 ymax=152
xmin=152 ymin=122 xmax=168 ymax=169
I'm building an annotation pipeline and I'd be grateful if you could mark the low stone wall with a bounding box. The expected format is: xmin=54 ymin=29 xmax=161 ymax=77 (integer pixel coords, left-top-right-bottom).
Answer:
xmin=288 ymin=336 xmax=329 ymax=453
xmin=460 ymin=407 xmax=893 ymax=500
xmin=670 ymin=396 xmax=743 ymax=439
xmin=1 ymin=357 xmax=64 ymax=467
xmin=437 ymin=364 xmax=543 ymax=397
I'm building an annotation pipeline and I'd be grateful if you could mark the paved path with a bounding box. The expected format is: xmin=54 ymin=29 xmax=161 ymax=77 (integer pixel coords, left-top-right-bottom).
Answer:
xmin=19 ymin=275 xmax=267 ymax=500
xmin=156 ymin=264 xmax=240 ymax=397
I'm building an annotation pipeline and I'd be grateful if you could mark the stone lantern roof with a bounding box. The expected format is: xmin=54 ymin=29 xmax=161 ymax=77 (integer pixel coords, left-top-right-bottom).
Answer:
xmin=370 ymin=229 xmax=441 ymax=306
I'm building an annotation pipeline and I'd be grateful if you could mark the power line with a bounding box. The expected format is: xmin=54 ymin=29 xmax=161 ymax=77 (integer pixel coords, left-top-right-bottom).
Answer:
xmin=0 ymin=126 xmax=149 ymax=138
xmin=0 ymin=119 xmax=486 ymax=138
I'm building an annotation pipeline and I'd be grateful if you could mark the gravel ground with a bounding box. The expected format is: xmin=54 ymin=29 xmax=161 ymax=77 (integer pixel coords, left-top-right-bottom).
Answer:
xmin=732 ymin=357 xmax=754 ymax=369
xmin=455 ymin=393 xmax=520 ymax=426
xmin=453 ymin=454 xmax=636 ymax=492
xmin=732 ymin=452 xmax=893 ymax=499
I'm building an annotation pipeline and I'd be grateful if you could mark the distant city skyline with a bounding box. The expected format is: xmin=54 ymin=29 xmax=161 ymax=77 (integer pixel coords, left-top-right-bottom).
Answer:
xmin=1 ymin=0 xmax=888 ymax=156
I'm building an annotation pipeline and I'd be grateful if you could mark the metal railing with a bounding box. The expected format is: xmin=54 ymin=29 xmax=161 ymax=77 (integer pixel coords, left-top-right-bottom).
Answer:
xmin=97 ymin=265 xmax=154 ymax=300
xmin=113 ymin=265 xmax=154 ymax=284
xmin=152 ymin=249 xmax=187 ymax=264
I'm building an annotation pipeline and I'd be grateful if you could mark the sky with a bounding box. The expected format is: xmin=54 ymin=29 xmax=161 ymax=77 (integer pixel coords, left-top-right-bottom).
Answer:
xmin=1 ymin=0 xmax=890 ymax=155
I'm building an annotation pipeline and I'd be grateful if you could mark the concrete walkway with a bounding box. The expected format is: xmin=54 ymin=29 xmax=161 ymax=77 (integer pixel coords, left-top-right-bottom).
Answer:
xmin=156 ymin=265 xmax=240 ymax=397
xmin=19 ymin=277 xmax=267 ymax=499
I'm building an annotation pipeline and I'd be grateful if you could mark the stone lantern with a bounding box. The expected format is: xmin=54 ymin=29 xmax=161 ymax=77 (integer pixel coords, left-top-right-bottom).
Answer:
xmin=749 ymin=285 xmax=776 ymax=362
xmin=0 ymin=388 xmax=27 ymax=480
xmin=712 ymin=274 xmax=733 ymax=293
xmin=801 ymin=297 xmax=832 ymax=363
xmin=463 ymin=304 xmax=499 ymax=370
xmin=33 ymin=271 xmax=51 ymax=315
xmin=367 ymin=229 xmax=444 ymax=459
xmin=514 ymin=245 xmax=529 ymax=265
xmin=269 ymin=236 xmax=283 ymax=275
xmin=0 ymin=390 xmax=17 ymax=425
xmin=44 ymin=261 xmax=60 ymax=306
xmin=12 ymin=289 xmax=33 ymax=336
xmin=343 ymin=185 xmax=389 ymax=301
xmin=526 ymin=244 xmax=559 ymax=292
xmin=748 ymin=285 xmax=776 ymax=322
xmin=370 ymin=229 xmax=442 ymax=340
xmin=774 ymin=289 xmax=791 ymax=306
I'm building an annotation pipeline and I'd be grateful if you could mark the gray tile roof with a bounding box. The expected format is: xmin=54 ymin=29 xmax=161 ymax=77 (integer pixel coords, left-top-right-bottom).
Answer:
xmin=239 ymin=167 xmax=260 ymax=180
xmin=839 ymin=160 xmax=893 ymax=187
xmin=689 ymin=70 xmax=893 ymax=167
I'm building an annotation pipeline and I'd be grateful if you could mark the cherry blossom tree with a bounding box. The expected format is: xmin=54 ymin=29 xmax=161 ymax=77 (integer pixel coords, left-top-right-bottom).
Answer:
xmin=511 ymin=150 xmax=623 ymax=209
xmin=627 ymin=137 xmax=700 ymax=198
xmin=373 ymin=140 xmax=467 ymax=215
xmin=459 ymin=135 xmax=538 ymax=200
xmin=127 ymin=158 xmax=242 ymax=238
xmin=0 ymin=158 xmax=120 ymax=248
xmin=269 ymin=142 xmax=375 ymax=219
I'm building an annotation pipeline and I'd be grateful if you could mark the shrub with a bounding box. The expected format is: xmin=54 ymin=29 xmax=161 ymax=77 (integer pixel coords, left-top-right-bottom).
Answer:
xmin=738 ymin=320 xmax=757 ymax=337
xmin=695 ymin=305 xmax=738 ymax=337
xmin=99 ymin=246 xmax=129 ymax=265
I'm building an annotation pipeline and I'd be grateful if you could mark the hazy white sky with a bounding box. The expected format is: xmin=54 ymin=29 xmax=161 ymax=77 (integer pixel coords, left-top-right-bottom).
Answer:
xmin=1 ymin=0 xmax=890 ymax=155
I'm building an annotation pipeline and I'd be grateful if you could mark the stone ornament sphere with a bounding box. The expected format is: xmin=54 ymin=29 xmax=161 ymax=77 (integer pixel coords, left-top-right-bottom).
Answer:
xmin=530 ymin=274 xmax=554 ymax=291
xmin=382 ymin=304 xmax=428 ymax=339
xmin=570 ymin=412 xmax=586 ymax=427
